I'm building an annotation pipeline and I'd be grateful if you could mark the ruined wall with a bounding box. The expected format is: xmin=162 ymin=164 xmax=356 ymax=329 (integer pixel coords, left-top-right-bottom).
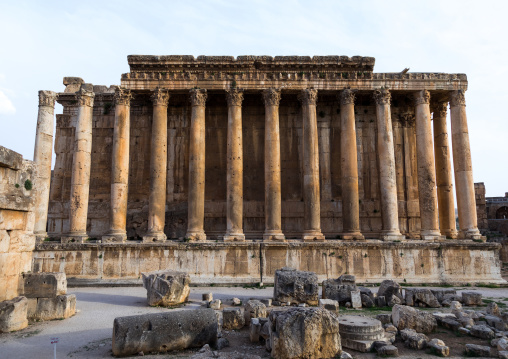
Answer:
xmin=48 ymin=90 xmax=423 ymax=239
xmin=474 ymin=182 xmax=488 ymax=230
xmin=0 ymin=146 xmax=36 ymax=301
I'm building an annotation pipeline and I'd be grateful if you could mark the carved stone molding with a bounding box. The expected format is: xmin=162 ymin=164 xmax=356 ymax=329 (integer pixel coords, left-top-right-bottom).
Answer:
xmin=226 ymin=88 xmax=244 ymax=107
xmin=339 ymin=88 xmax=355 ymax=105
xmin=450 ymin=90 xmax=466 ymax=107
xmin=189 ymin=88 xmax=207 ymax=107
xmin=432 ymin=101 xmax=448 ymax=118
xmin=38 ymin=90 xmax=57 ymax=108
xmin=76 ymin=88 xmax=95 ymax=107
xmin=414 ymin=90 xmax=430 ymax=106
xmin=373 ymin=88 xmax=391 ymax=105
xmin=151 ymin=88 xmax=170 ymax=107
xmin=262 ymin=88 xmax=281 ymax=107
xmin=399 ymin=113 xmax=416 ymax=127
xmin=114 ymin=88 xmax=134 ymax=106
xmin=298 ymin=88 xmax=318 ymax=106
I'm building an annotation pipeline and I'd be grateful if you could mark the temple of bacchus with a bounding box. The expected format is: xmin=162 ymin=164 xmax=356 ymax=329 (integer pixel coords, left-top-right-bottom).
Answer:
xmin=29 ymin=55 xmax=503 ymax=285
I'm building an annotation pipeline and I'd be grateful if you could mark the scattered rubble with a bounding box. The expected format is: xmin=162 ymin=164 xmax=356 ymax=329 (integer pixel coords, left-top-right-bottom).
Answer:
xmin=322 ymin=274 xmax=357 ymax=305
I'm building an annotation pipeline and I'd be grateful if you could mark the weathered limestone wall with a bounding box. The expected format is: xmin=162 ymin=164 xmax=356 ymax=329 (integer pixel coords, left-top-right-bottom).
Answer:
xmin=32 ymin=241 xmax=504 ymax=285
xmin=474 ymin=182 xmax=488 ymax=230
xmin=0 ymin=146 xmax=36 ymax=301
xmin=48 ymin=92 xmax=424 ymax=240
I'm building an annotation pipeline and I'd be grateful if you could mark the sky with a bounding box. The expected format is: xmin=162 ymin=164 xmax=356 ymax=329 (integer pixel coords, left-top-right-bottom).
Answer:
xmin=0 ymin=0 xmax=507 ymax=197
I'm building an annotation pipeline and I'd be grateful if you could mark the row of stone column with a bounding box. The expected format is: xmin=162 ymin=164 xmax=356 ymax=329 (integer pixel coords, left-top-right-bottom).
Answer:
xmin=32 ymin=86 xmax=481 ymax=242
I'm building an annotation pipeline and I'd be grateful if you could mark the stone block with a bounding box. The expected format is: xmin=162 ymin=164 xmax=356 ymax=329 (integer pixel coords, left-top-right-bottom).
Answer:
xmin=431 ymin=289 xmax=457 ymax=303
xmin=27 ymin=294 xmax=76 ymax=321
xmin=470 ymin=324 xmax=495 ymax=339
xmin=319 ymin=298 xmax=339 ymax=313
xmin=202 ymin=293 xmax=213 ymax=302
xmin=0 ymin=296 xmax=28 ymax=332
xmin=322 ymin=274 xmax=357 ymax=305
xmin=376 ymin=296 xmax=387 ymax=307
xmin=338 ymin=315 xmax=385 ymax=352
xmin=377 ymin=344 xmax=398 ymax=357
xmin=351 ymin=290 xmax=362 ymax=309
xmin=244 ymin=300 xmax=267 ymax=324
xmin=361 ymin=293 xmax=374 ymax=308
xmin=376 ymin=313 xmax=392 ymax=325
xmin=250 ymin=318 xmax=261 ymax=342
xmin=377 ymin=280 xmax=402 ymax=303
xmin=487 ymin=302 xmax=500 ymax=316
xmin=427 ymin=338 xmax=449 ymax=357
xmin=112 ymin=309 xmax=218 ymax=357
xmin=391 ymin=304 xmax=437 ymax=333
xmin=223 ymin=308 xmax=245 ymax=330
xmin=440 ymin=317 xmax=461 ymax=331
xmin=465 ymin=344 xmax=491 ymax=357
xmin=273 ymin=267 xmax=319 ymax=305
xmin=400 ymin=328 xmax=428 ymax=350
xmin=407 ymin=288 xmax=441 ymax=308
xmin=500 ymin=351 xmax=508 ymax=359
xmin=260 ymin=298 xmax=272 ymax=307
xmin=141 ymin=270 xmax=190 ymax=306
xmin=462 ymin=291 xmax=482 ymax=306
xmin=208 ymin=299 xmax=221 ymax=310
xmin=270 ymin=308 xmax=341 ymax=359
xmin=23 ymin=272 xmax=67 ymax=298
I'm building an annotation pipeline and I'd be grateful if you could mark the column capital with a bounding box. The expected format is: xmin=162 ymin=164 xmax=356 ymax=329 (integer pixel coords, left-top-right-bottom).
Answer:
xmin=450 ymin=90 xmax=466 ymax=107
xmin=114 ymin=87 xmax=134 ymax=106
xmin=262 ymin=88 xmax=281 ymax=107
xmin=432 ymin=101 xmax=448 ymax=118
xmin=76 ymin=88 xmax=95 ymax=107
xmin=298 ymin=88 xmax=318 ymax=106
xmin=151 ymin=88 xmax=170 ymax=107
xmin=373 ymin=88 xmax=391 ymax=105
xmin=399 ymin=113 xmax=416 ymax=127
xmin=414 ymin=90 xmax=431 ymax=105
xmin=339 ymin=88 xmax=356 ymax=105
xmin=189 ymin=88 xmax=207 ymax=107
xmin=38 ymin=90 xmax=57 ymax=108
xmin=226 ymin=88 xmax=244 ymax=107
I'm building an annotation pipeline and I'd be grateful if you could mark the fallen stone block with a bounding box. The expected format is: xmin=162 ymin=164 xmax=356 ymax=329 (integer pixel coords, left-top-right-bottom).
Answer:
xmin=500 ymin=351 xmax=508 ymax=359
xmin=141 ymin=270 xmax=190 ymax=307
xmin=427 ymin=338 xmax=449 ymax=357
xmin=440 ymin=317 xmax=461 ymax=331
xmin=464 ymin=343 xmax=491 ymax=357
xmin=232 ymin=297 xmax=241 ymax=306
xmin=351 ymin=290 xmax=362 ymax=309
xmin=274 ymin=267 xmax=319 ymax=305
xmin=388 ymin=295 xmax=402 ymax=307
xmin=376 ymin=296 xmax=387 ymax=307
xmin=216 ymin=337 xmax=229 ymax=350
xmin=431 ymin=289 xmax=457 ymax=303
xmin=400 ymin=328 xmax=428 ymax=350
xmin=112 ymin=308 xmax=217 ymax=357
xmin=27 ymin=294 xmax=76 ymax=321
xmin=250 ymin=318 xmax=261 ymax=342
xmin=498 ymin=338 xmax=508 ymax=351
xmin=462 ymin=291 xmax=482 ymax=306
xmin=485 ymin=315 xmax=505 ymax=330
xmin=338 ymin=315 xmax=385 ymax=352
xmin=269 ymin=308 xmax=341 ymax=359
xmin=377 ymin=344 xmax=399 ymax=357
xmin=470 ymin=324 xmax=495 ymax=340
xmin=223 ymin=307 xmax=245 ymax=330
xmin=244 ymin=300 xmax=267 ymax=324
xmin=361 ymin=294 xmax=374 ymax=308
xmin=391 ymin=304 xmax=437 ymax=333
xmin=377 ymin=280 xmax=402 ymax=303
xmin=260 ymin=298 xmax=272 ymax=307
xmin=458 ymin=327 xmax=470 ymax=335
xmin=487 ymin=302 xmax=500 ymax=316
xmin=322 ymin=274 xmax=357 ymax=304
xmin=208 ymin=299 xmax=221 ymax=310
xmin=0 ymin=297 xmax=28 ymax=332
xmin=376 ymin=313 xmax=392 ymax=325
xmin=202 ymin=293 xmax=213 ymax=302
xmin=319 ymin=298 xmax=339 ymax=313
xmin=410 ymin=288 xmax=441 ymax=308
xmin=23 ymin=272 xmax=67 ymax=298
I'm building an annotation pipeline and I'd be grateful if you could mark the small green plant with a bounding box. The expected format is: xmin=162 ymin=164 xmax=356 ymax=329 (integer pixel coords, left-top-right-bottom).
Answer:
xmin=98 ymin=254 xmax=103 ymax=259
xmin=44 ymin=237 xmax=51 ymax=241
xmin=319 ymin=72 xmax=325 ymax=79
xmin=342 ymin=72 xmax=348 ymax=79
xmin=420 ymin=263 xmax=424 ymax=268
xmin=251 ymin=254 xmax=256 ymax=259
xmin=15 ymin=183 xmax=20 ymax=188
xmin=338 ymin=255 xmax=343 ymax=259
xmin=103 ymin=102 xmax=113 ymax=115
xmin=24 ymin=179 xmax=33 ymax=190
xmin=364 ymin=253 xmax=368 ymax=258
xmin=329 ymin=252 xmax=335 ymax=256
xmin=231 ymin=80 xmax=237 ymax=88
xmin=400 ymin=252 xmax=404 ymax=256
xmin=183 ymin=237 xmax=191 ymax=242
xmin=298 ymin=71 xmax=305 ymax=76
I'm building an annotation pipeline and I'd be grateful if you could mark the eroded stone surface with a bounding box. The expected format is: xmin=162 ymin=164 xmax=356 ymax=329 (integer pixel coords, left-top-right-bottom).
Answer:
xmin=23 ymin=272 xmax=67 ymax=298
xmin=392 ymin=304 xmax=437 ymax=333
xmin=27 ymin=294 xmax=76 ymax=320
xmin=273 ymin=268 xmax=318 ymax=305
xmin=142 ymin=270 xmax=190 ymax=306
xmin=0 ymin=296 xmax=28 ymax=332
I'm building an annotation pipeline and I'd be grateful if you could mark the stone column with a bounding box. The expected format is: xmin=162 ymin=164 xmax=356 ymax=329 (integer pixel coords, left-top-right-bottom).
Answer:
xmin=186 ymin=89 xmax=207 ymax=242
xmin=143 ymin=88 xmax=169 ymax=243
xmin=65 ymin=87 xmax=94 ymax=242
xmin=224 ymin=88 xmax=245 ymax=242
xmin=339 ymin=89 xmax=364 ymax=240
xmin=299 ymin=89 xmax=325 ymax=241
xmin=33 ymin=90 xmax=57 ymax=241
xmin=262 ymin=88 xmax=285 ymax=241
xmin=103 ymin=88 xmax=133 ymax=243
xmin=432 ymin=101 xmax=458 ymax=238
xmin=414 ymin=90 xmax=443 ymax=240
xmin=450 ymin=90 xmax=482 ymax=240
xmin=373 ymin=89 xmax=404 ymax=240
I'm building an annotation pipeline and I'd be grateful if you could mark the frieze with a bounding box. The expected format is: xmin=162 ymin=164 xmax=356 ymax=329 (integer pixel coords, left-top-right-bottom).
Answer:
xmin=225 ymin=88 xmax=244 ymax=107
xmin=189 ymin=88 xmax=207 ymax=107
xmin=373 ymin=89 xmax=391 ymax=105
xmin=262 ymin=88 xmax=281 ymax=107
xmin=414 ymin=90 xmax=431 ymax=106
xmin=38 ymin=90 xmax=57 ymax=108
xmin=450 ymin=90 xmax=466 ymax=107
xmin=339 ymin=88 xmax=356 ymax=105
xmin=151 ymin=88 xmax=170 ymax=107
xmin=298 ymin=89 xmax=318 ymax=106
xmin=114 ymin=88 xmax=134 ymax=106
xmin=76 ymin=88 xmax=94 ymax=107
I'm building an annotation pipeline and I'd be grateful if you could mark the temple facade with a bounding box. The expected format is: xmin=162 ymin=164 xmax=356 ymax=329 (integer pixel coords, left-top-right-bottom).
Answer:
xmin=35 ymin=55 xmax=482 ymax=243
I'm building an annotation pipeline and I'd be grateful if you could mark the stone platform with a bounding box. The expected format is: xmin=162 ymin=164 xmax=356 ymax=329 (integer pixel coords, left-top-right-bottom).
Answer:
xmin=32 ymin=240 xmax=505 ymax=286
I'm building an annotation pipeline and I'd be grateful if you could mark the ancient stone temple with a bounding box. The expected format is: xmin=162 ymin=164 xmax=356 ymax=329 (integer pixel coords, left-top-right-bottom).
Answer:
xmin=31 ymin=55 xmax=502 ymax=285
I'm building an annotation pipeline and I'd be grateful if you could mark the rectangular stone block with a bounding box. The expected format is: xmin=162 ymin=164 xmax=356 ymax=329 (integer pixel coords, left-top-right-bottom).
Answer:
xmin=351 ymin=290 xmax=362 ymax=309
xmin=23 ymin=272 xmax=67 ymax=298
xmin=27 ymin=294 xmax=76 ymax=321
xmin=0 ymin=296 xmax=28 ymax=332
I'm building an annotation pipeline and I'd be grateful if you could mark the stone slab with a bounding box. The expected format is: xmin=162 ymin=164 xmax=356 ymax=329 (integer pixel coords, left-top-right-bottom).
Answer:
xmin=27 ymin=294 xmax=76 ymax=321
xmin=23 ymin=272 xmax=67 ymax=298
xmin=0 ymin=296 xmax=28 ymax=332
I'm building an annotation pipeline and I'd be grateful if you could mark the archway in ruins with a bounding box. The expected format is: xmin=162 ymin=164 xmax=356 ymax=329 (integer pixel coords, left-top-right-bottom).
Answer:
xmin=496 ymin=206 xmax=508 ymax=219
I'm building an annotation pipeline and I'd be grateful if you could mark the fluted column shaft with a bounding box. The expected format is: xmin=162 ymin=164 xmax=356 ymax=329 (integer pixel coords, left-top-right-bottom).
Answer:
xmin=143 ymin=88 xmax=169 ymax=242
xmin=339 ymin=89 xmax=364 ymax=240
xmin=104 ymin=88 xmax=133 ymax=242
xmin=374 ymin=89 xmax=404 ymax=240
xmin=432 ymin=102 xmax=458 ymax=238
xmin=33 ymin=90 xmax=57 ymax=240
xmin=67 ymin=87 xmax=94 ymax=241
xmin=224 ymin=88 xmax=245 ymax=241
xmin=186 ymin=89 xmax=207 ymax=241
xmin=299 ymin=89 xmax=325 ymax=241
xmin=414 ymin=90 xmax=443 ymax=240
xmin=450 ymin=90 xmax=481 ymax=240
xmin=262 ymin=89 xmax=285 ymax=241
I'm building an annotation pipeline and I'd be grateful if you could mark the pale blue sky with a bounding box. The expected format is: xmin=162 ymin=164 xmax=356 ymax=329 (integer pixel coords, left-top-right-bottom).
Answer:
xmin=1 ymin=0 xmax=507 ymax=197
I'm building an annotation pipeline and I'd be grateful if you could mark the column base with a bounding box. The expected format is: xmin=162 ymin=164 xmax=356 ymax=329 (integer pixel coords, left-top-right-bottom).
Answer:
xmin=185 ymin=231 xmax=207 ymax=242
xmin=61 ymin=234 xmax=88 ymax=244
xmin=302 ymin=231 xmax=326 ymax=242
xmin=442 ymin=230 xmax=459 ymax=239
xmin=263 ymin=231 xmax=286 ymax=242
xmin=142 ymin=232 xmax=167 ymax=243
xmin=460 ymin=229 xmax=483 ymax=241
xmin=223 ymin=233 xmax=246 ymax=242
xmin=341 ymin=232 xmax=365 ymax=241
xmin=420 ymin=230 xmax=445 ymax=241
xmin=102 ymin=232 xmax=127 ymax=243
xmin=379 ymin=231 xmax=405 ymax=241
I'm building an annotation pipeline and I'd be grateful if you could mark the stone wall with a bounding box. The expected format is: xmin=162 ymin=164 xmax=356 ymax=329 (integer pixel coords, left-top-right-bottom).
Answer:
xmin=474 ymin=182 xmax=488 ymax=230
xmin=0 ymin=146 xmax=36 ymax=301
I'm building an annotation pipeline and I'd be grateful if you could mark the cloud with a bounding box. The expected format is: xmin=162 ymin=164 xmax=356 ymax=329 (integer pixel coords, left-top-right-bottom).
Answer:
xmin=0 ymin=91 xmax=16 ymax=115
